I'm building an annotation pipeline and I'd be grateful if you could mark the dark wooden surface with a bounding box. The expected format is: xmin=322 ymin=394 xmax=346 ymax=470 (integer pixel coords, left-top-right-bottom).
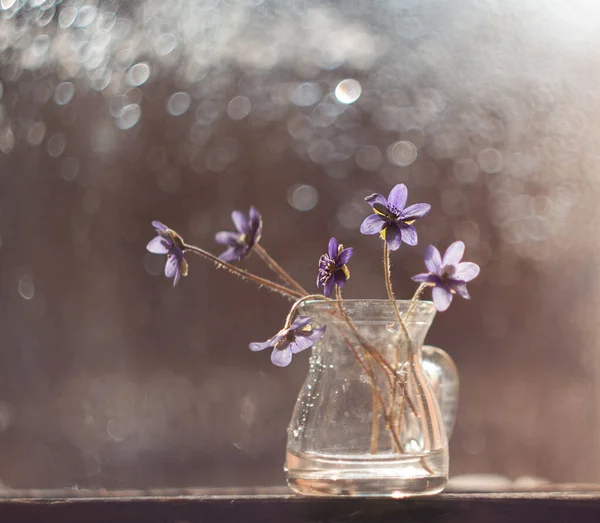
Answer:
xmin=1 ymin=489 xmax=600 ymax=523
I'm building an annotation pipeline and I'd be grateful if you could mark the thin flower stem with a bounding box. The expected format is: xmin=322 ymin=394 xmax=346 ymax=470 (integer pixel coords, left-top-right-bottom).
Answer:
xmin=404 ymin=283 xmax=435 ymax=472
xmin=334 ymin=287 xmax=419 ymax=453
xmin=396 ymin=283 xmax=437 ymax=475
xmin=253 ymin=243 xmax=309 ymax=296
xmin=334 ymin=291 xmax=395 ymax=387
xmin=333 ymin=295 xmax=418 ymax=419
xmin=335 ymin=287 xmax=381 ymax=454
xmin=340 ymin=332 xmax=403 ymax=452
xmin=282 ymin=289 xmax=398 ymax=394
xmin=183 ymin=243 xmax=304 ymax=301
xmin=395 ymin=395 xmax=405 ymax=454
xmin=403 ymin=284 xmax=438 ymax=473
xmin=406 ymin=282 xmax=428 ymax=320
xmin=382 ymin=243 xmax=411 ymax=341
xmin=382 ymin=242 xmax=420 ymax=439
xmin=284 ymin=294 xmax=328 ymax=328
xmin=367 ymin=356 xmax=380 ymax=455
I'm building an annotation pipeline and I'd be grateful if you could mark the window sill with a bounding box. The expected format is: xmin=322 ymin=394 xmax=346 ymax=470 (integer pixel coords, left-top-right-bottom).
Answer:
xmin=1 ymin=486 xmax=600 ymax=522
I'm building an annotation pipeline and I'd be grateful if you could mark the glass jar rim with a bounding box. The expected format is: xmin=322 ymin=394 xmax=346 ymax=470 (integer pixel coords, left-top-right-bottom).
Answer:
xmin=298 ymin=298 xmax=436 ymax=323
xmin=301 ymin=298 xmax=435 ymax=307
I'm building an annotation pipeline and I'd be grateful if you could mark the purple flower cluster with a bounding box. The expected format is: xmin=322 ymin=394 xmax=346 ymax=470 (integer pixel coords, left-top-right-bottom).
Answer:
xmin=146 ymin=182 xmax=481 ymax=367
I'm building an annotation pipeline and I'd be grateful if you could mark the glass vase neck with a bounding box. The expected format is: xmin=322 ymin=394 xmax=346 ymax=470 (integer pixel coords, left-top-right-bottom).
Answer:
xmin=298 ymin=299 xmax=436 ymax=361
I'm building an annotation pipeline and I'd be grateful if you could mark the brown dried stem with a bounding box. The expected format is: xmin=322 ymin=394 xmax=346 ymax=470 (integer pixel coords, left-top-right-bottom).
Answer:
xmin=253 ymin=243 xmax=309 ymax=296
xmin=183 ymin=243 xmax=303 ymax=301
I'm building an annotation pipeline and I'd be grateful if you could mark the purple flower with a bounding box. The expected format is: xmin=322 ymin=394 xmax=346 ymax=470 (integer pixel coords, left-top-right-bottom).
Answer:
xmin=146 ymin=221 xmax=188 ymax=286
xmin=317 ymin=237 xmax=354 ymax=297
xmin=249 ymin=316 xmax=326 ymax=367
xmin=360 ymin=184 xmax=430 ymax=251
xmin=412 ymin=241 xmax=480 ymax=312
xmin=215 ymin=207 xmax=262 ymax=262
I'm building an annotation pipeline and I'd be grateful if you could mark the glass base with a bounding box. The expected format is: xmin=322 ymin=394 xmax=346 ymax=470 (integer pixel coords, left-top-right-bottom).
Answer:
xmin=285 ymin=449 xmax=447 ymax=497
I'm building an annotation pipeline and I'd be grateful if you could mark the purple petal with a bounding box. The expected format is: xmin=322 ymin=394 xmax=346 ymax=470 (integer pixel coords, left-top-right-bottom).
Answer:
xmin=147 ymin=236 xmax=170 ymax=254
xmin=152 ymin=221 xmax=168 ymax=232
xmin=454 ymin=262 xmax=480 ymax=282
xmin=290 ymin=315 xmax=312 ymax=330
xmin=360 ymin=214 xmax=385 ymax=235
xmin=249 ymin=331 xmax=283 ymax=352
xmin=432 ymin=286 xmax=453 ymax=312
xmin=443 ymin=241 xmax=465 ymax=266
xmin=424 ymin=245 xmax=442 ymax=273
xmin=337 ymin=247 xmax=354 ymax=265
xmin=385 ymin=225 xmax=403 ymax=251
xmin=306 ymin=324 xmax=326 ymax=344
xmin=411 ymin=273 xmax=439 ymax=284
xmin=364 ymin=193 xmax=388 ymax=208
xmin=451 ymin=281 xmax=470 ymax=299
xmin=249 ymin=206 xmax=262 ymax=239
xmin=165 ymin=254 xmax=179 ymax=278
xmin=387 ymin=184 xmax=408 ymax=211
xmin=219 ymin=246 xmax=245 ymax=262
xmin=249 ymin=341 xmax=271 ymax=352
xmin=323 ymin=277 xmax=335 ymax=297
xmin=328 ymin=237 xmax=339 ymax=259
xmin=271 ymin=347 xmax=293 ymax=367
xmin=231 ymin=210 xmax=249 ymax=234
xmin=215 ymin=231 xmax=243 ymax=246
xmin=399 ymin=224 xmax=418 ymax=246
xmin=335 ymin=276 xmax=347 ymax=287
xmin=292 ymin=325 xmax=326 ymax=353
xmin=290 ymin=337 xmax=314 ymax=354
xmin=401 ymin=203 xmax=431 ymax=221
xmin=173 ymin=266 xmax=181 ymax=287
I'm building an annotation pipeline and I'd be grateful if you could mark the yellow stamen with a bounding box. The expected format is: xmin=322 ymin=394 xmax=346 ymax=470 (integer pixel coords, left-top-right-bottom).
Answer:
xmin=180 ymin=258 xmax=189 ymax=277
xmin=341 ymin=265 xmax=350 ymax=280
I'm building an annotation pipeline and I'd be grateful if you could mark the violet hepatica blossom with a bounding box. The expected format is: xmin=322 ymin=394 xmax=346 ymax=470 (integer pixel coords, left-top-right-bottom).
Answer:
xmin=250 ymin=316 xmax=326 ymax=367
xmin=146 ymin=221 xmax=188 ymax=286
xmin=317 ymin=237 xmax=354 ymax=297
xmin=360 ymin=184 xmax=430 ymax=251
xmin=412 ymin=241 xmax=480 ymax=312
xmin=215 ymin=207 xmax=262 ymax=262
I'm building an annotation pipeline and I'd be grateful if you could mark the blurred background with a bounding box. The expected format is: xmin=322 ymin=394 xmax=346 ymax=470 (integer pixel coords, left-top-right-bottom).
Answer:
xmin=0 ymin=0 xmax=599 ymax=492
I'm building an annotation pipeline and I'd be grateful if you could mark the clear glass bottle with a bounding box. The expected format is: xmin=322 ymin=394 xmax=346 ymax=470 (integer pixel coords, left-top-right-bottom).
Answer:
xmin=285 ymin=299 xmax=458 ymax=497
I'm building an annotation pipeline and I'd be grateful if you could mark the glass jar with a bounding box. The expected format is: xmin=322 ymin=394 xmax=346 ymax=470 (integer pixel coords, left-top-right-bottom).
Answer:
xmin=285 ymin=299 xmax=458 ymax=497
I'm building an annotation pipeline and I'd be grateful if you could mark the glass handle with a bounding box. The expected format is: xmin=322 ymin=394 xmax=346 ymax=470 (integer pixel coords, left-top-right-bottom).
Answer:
xmin=421 ymin=345 xmax=459 ymax=440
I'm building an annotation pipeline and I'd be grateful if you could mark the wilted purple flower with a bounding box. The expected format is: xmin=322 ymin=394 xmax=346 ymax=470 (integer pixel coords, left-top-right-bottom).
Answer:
xmin=215 ymin=207 xmax=262 ymax=262
xmin=412 ymin=241 xmax=480 ymax=312
xmin=317 ymin=237 xmax=354 ymax=297
xmin=146 ymin=221 xmax=189 ymax=286
xmin=249 ymin=316 xmax=326 ymax=367
xmin=360 ymin=184 xmax=430 ymax=251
